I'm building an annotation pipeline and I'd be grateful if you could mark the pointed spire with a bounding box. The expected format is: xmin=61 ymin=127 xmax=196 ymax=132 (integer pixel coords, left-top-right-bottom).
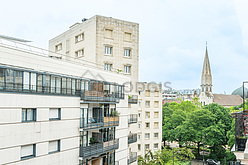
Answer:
xmin=201 ymin=43 xmax=212 ymax=86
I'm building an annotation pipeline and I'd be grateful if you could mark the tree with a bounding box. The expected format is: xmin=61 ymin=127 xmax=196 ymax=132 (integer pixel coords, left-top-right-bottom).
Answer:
xmin=227 ymin=118 xmax=235 ymax=149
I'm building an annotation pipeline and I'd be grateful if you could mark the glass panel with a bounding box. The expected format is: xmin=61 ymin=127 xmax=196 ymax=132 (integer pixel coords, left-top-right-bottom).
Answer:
xmin=15 ymin=70 xmax=23 ymax=90
xmin=62 ymin=78 xmax=66 ymax=94
xmin=71 ymin=79 xmax=75 ymax=95
xmin=81 ymin=80 xmax=85 ymax=91
xmin=23 ymin=72 xmax=30 ymax=90
xmin=51 ymin=76 xmax=55 ymax=93
xmin=45 ymin=75 xmax=50 ymax=93
xmin=37 ymin=74 xmax=43 ymax=92
xmin=0 ymin=68 xmax=4 ymax=89
xmin=56 ymin=77 xmax=61 ymax=94
xmin=30 ymin=73 xmax=36 ymax=91
xmin=22 ymin=109 xmax=26 ymax=121
xmin=5 ymin=69 xmax=14 ymax=89
xmin=67 ymin=78 xmax=71 ymax=94
xmin=26 ymin=109 xmax=33 ymax=121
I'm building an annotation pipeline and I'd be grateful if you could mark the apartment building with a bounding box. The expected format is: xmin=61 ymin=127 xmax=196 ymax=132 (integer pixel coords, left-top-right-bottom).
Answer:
xmin=136 ymin=83 xmax=162 ymax=156
xmin=49 ymin=15 xmax=162 ymax=160
xmin=0 ymin=37 xmax=130 ymax=165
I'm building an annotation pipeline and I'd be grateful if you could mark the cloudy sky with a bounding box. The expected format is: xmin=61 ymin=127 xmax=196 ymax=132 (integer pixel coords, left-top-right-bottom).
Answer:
xmin=1 ymin=0 xmax=248 ymax=94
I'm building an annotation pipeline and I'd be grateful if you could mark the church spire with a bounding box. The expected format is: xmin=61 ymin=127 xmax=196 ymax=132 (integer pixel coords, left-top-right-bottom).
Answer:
xmin=201 ymin=43 xmax=212 ymax=92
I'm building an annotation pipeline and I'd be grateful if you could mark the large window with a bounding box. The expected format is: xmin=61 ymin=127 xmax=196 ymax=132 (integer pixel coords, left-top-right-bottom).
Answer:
xmin=75 ymin=49 xmax=84 ymax=57
xmin=145 ymin=122 xmax=150 ymax=128
xmin=104 ymin=63 xmax=112 ymax=71
xmin=23 ymin=72 xmax=30 ymax=90
xmin=145 ymin=101 xmax=150 ymax=108
xmin=21 ymin=144 xmax=36 ymax=160
xmin=145 ymin=144 xmax=150 ymax=150
xmin=30 ymin=73 xmax=36 ymax=91
xmin=145 ymin=90 xmax=150 ymax=97
xmin=49 ymin=140 xmax=60 ymax=153
xmin=154 ymin=133 xmax=158 ymax=139
xmin=145 ymin=133 xmax=150 ymax=139
xmin=15 ymin=70 xmax=23 ymax=90
xmin=105 ymin=46 xmax=112 ymax=55
xmin=145 ymin=112 xmax=150 ymax=118
xmin=56 ymin=77 xmax=61 ymax=94
xmin=124 ymin=65 xmax=131 ymax=74
xmin=22 ymin=108 xmax=36 ymax=122
xmin=154 ymin=122 xmax=159 ymax=129
xmin=154 ymin=112 xmax=159 ymax=118
xmin=49 ymin=108 xmax=61 ymax=120
xmin=154 ymin=101 xmax=159 ymax=108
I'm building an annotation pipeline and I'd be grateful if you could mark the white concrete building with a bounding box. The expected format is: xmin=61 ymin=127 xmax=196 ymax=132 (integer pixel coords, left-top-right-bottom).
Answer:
xmin=0 ymin=37 xmax=129 ymax=165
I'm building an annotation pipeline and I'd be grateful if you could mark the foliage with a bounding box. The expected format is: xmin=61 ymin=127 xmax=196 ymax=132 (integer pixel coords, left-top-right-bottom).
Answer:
xmin=112 ymin=110 xmax=120 ymax=116
xmin=128 ymin=95 xmax=132 ymax=99
xmin=138 ymin=148 xmax=195 ymax=165
xmin=162 ymin=101 xmax=235 ymax=163
xmin=225 ymin=150 xmax=236 ymax=162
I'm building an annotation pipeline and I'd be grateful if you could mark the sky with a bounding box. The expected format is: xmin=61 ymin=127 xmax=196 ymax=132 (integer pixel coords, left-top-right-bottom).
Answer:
xmin=1 ymin=0 xmax=248 ymax=94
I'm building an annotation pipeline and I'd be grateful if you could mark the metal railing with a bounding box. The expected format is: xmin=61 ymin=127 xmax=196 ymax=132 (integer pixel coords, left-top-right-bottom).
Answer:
xmin=79 ymin=139 xmax=119 ymax=158
xmin=128 ymin=133 xmax=137 ymax=144
xmin=128 ymin=95 xmax=138 ymax=104
xmin=0 ymin=82 xmax=80 ymax=96
xmin=80 ymin=116 xmax=119 ymax=129
xmin=81 ymin=90 xmax=122 ymax=102
xmin=128 ymin=114 xmax=138 ymax=124
xmin=128 ymin=152 xmax=137 ymax=164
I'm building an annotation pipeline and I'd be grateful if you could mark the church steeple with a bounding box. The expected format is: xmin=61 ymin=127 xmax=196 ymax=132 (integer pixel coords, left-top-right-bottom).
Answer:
xmin=201 ymin=44 xmax=212 ymax=92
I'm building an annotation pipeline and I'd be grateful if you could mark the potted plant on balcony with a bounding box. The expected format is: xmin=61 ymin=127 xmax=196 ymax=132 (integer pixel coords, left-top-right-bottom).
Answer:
xmin=89 ymin=137 xmax=96 ymax=145
xmin=112 ymin=110 xmax=120 ymax=117
xmin=128 ymin=95 xmax=132 ymax=99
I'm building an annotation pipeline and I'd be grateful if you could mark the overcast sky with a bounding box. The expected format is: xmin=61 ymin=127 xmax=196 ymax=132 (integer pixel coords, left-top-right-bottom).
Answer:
xmin=1 ymin=0 xmax=248 ymax=94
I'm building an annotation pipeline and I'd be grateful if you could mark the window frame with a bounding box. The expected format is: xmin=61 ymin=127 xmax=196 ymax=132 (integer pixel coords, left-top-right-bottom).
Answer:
xmin=21 ymin=144 xmax=36 ymax=160
xmin=75 ymin=49 xmax=84 ymax=57
xmin=75 ymin=33 xmax=84 ymax=43
xmin=48 ymin=140 xmax=61 ymax=154
xmin=124 ymin=49 xmax=131 ymax=58
xmin=104 ymin=63 xmax=112 ymax=71
xmin=145 ymin=122 xmax=150 ymax=128
xmin=55 ymin=43 xmax=62 ymax=52
xmin=124 ymin=65 xmax=131 ymax=74
xmin=22 ymin=108 xmax=36 ymax=122
xmin=105 ymin=46 xmax=112 ymax=55
xmin=49 ymin=108 xmax=61 ymax=121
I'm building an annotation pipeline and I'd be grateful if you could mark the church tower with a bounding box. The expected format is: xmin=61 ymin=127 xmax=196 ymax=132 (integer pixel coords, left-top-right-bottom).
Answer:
xmin=199 ymin=44 xmax=213 ymax=105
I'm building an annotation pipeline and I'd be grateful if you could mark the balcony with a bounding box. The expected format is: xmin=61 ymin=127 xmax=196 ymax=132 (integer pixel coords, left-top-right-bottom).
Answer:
xmin=128 ymin=152 xmax=137 ymax=164
xmin=128 ymin=114 xmax=138 ymax=124
xmin=82 ymin=90 xmax=122 ymax=103
xmin=128 ymin=133 xmax=137 ymax=144
xmin=128 ymin=95 xmax=138 ymax=104
xmin=79 ymin=139 xmax=119 ymax=159
xmin=80 ymin=116 xmax=119 ymax=130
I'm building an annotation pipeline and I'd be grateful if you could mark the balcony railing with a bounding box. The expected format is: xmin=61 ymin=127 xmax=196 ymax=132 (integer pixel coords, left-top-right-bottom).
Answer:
xmin=128 ymin=133 xmax=137 ymax=144
xmin=128 ymin=95 xmax=138 ymax=104
xmin=80 ymin=116 xmax=119 ymax=130
xmin=81 ymin=90 xmax=123 ymax=102
xmin=79 ymin=139 xmax=119 ymax=159
xmin=128 ymin=152 xmax=137 ymax=164
xmin=128 ymin=114 xmax=138 ymax=124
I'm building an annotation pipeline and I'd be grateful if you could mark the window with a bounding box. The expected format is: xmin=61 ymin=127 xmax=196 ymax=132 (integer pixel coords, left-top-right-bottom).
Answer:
xmin=75 ymin=33 xmax=84 ymax=43
xmin=21 ymin=144 xmax=36 ymax=160
xmin=154 ymin=91 xmax=159 ymax=97
xmin=75 ymin=49 xmax=84 ymax=57
xmin=145 ymin=122 xmax=150 ymax=128
xmin=124 ymin=49 xmax=131 ymax=57
xmin=138 ymin=123 xmax=141 ymax=129
xmin=138 ymin=144 xmax=141 ymax=151
xmin=138 ymin=101 xmax=141 ymax=107
xmin=154 ymin=101 xmax=159 ymax=108
xmin=30 ymin=73 xmax=37 ymax=91
xmin=55 ymin=43 xmax=62 ymax=51
xmin=124 ymin=32 xmax=131 ymax=41
xmin=145 ymin=144 xmax=150 ymax=150
xmin=145 ymin=90 xmax=150 ymax=97
xmin=145 ymin=133 xmax=150 ymax=139
xmin=49 ymin=140 xmax=60 ymax=153
xmin=138 ymin=112 xmax=141 ymax=118
xmin=145 ymin=112 xmax=150 ymax=118
xmin=105 ymin=46 xmax=112 ymax=55
xmin=5 ymin=69 xmax=14 ymax=89
xmin=104 ymin=63 xmax=112 ymax=71
xmin=49 ymin=108 xmax=61 ymax=120
xmin=105 ymin=29 xmax=113 ymax=38
xmin=145 ymin=101 xmax=150 ymax=108
xmin=138 ymin=134 xmax=141 ymax=140
xmin=154 ymin=143 xmax=158 ymax=149
xmin=154 ymin=133 xmax=158 ymax=138
xmin=154 ymin=122 xmax=159 ymax=129
xmin=154 ymin=112 xmax=159 ymax=118
xmin=22 ymin=109 xmax=36 ymax=122
xmin=124 ymin=65 xmax=131 ymax=74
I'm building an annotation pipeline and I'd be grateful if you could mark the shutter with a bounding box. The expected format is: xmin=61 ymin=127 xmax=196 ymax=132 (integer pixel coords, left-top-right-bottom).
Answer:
xmin=50 ymin=109 xmax=59 ymax=119
xmin=21 ymin=145 xmax=33 ymax=157
xmin=49 ymin=141 xmax=58 ymax=152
